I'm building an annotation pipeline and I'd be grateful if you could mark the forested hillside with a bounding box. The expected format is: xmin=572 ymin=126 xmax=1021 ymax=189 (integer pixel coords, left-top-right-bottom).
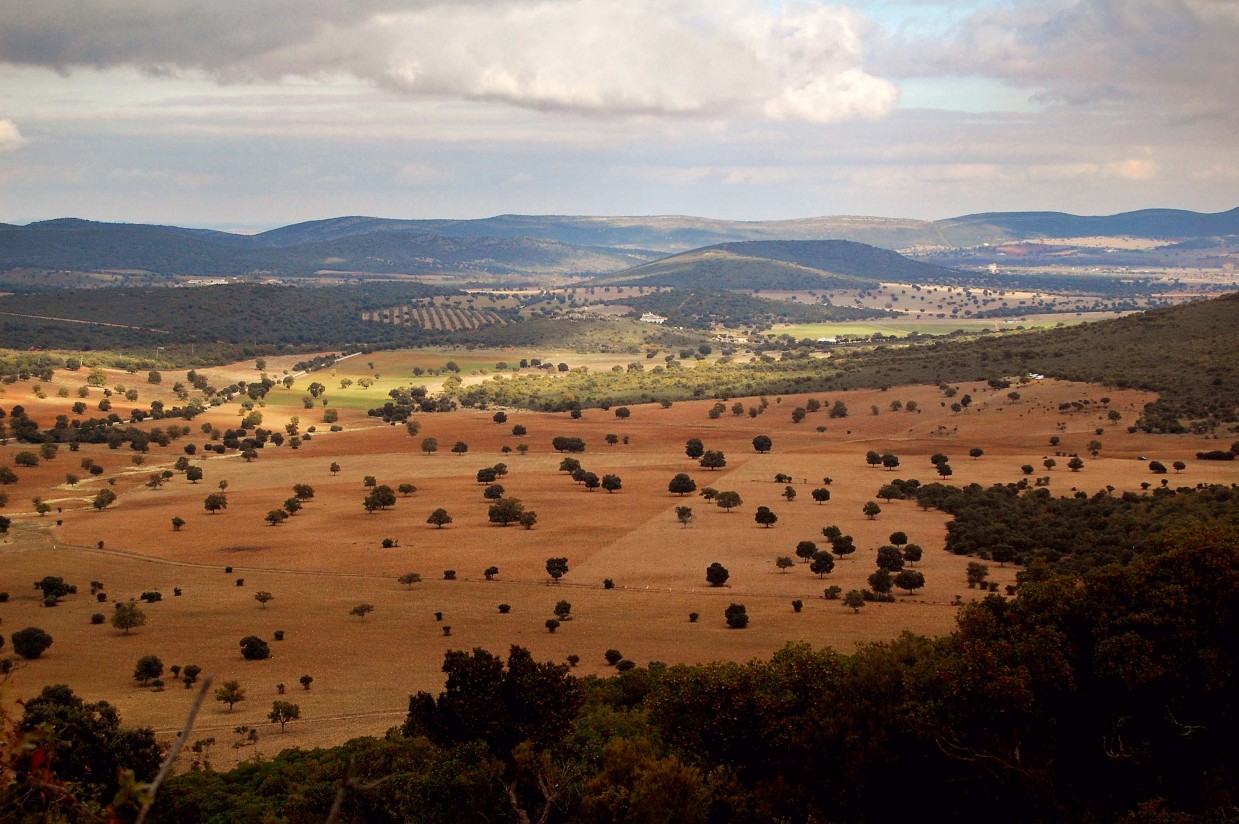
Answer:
xmin=0 ymin=283 xmax=448 ymax=351
xmin=0 ymin=220 xmax=653 ymax=279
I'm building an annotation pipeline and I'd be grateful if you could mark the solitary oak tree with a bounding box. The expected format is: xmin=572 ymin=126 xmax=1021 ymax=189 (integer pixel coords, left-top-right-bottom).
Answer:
xmin=546 ymin=557 xmax=569 ymax=583
xmin=111 ymin=601 xmax=146 ymax=635
xmin=269 ymin=700 xmax=301 ymax=732
xmin=215 ymin=680 xmax=246 ymax=711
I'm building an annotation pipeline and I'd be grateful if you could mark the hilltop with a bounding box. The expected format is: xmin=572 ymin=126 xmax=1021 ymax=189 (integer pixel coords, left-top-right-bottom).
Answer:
xmin=596 ymin=239 xmax=962 ymax=289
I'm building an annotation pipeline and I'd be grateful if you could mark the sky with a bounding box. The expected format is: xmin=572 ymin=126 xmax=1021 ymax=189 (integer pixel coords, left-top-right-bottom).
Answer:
xmin=0 ymin=0 xmax=1236 ymax=229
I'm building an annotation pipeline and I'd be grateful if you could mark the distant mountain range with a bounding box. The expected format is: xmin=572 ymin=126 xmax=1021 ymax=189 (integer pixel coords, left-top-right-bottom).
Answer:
xmin=0 ymin=218 xmax=657 ymax=281
xmin=0 ymin=207 xmax=1234 ymax=283
xmin=250 ymin=207 xmax=1239 ymax=251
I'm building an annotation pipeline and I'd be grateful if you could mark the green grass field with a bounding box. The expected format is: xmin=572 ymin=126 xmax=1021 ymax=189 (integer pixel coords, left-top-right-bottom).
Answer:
xmin=258 ymin=347 xmax=665 ymax=413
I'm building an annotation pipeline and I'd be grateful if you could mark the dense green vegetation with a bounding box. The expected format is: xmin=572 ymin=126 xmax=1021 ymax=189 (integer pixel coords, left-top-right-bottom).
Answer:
xmin=7 ymin=526 xmax=1228 ymax=823
xmin=606 ymin=288 xmax=889 ymax=329
xmin=916 ymin=482 xmax=1239 ymax=572
xmin=0 ymin=283 xmax=711 ymax=362
xmin=0 ymin=282 xmax=448 ymax=354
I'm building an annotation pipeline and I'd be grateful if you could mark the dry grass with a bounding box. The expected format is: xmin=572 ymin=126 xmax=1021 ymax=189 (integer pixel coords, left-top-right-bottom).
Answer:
xmin=2 ymin=365 xmax=1236 ymax=768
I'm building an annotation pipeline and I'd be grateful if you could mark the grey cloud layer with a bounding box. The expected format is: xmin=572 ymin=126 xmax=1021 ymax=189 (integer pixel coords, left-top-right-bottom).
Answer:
xmin=0 ymin=0 xmax=897 ymax=122
xmin=873 ymin=0 xmax=1239 ymax=122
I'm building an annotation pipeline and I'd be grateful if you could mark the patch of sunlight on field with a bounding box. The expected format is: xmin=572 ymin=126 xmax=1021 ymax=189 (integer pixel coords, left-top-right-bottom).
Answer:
xmin=773 ymin=316 xmax=1086 ymax=339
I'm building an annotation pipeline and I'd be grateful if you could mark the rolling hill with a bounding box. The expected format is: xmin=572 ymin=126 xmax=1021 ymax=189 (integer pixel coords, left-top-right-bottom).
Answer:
xmin=0 ymin=219 xmax=657 ymax=282
xmin=1 ymin=206 xmax=1233 ymax=285
xmin=937 ymin=207 xmax=1239 ymax=242
xmin=272 ymin=207 xmax=1239 ymax=250
xmin=596 ymin=239 xmax=963 ymax=289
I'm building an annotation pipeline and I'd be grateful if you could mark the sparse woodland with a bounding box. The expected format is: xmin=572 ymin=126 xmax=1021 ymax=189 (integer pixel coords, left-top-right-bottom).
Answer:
xmin=0 ymin=271 xmax=1237 ymax=823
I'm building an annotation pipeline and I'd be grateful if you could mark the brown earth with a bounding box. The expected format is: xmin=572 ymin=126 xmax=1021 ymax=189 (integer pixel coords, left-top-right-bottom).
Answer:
xmin=2 ymin=364 xmax=1236 ymax=768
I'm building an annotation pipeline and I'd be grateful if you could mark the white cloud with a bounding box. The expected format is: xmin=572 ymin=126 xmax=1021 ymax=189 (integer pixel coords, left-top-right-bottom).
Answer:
xmin=0 ymin=119 xmax=25 ymax=150
xmin=0 ymin=1 xmax=896 ymax=124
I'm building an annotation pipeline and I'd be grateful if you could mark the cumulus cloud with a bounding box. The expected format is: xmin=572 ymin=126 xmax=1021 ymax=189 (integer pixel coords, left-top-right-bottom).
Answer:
xmin=874 ymin=0 xmax=1239 ymax=122
xmin=0 ymin=0 xmax=896 ymax=123
xmin=0 ymin=119 xmax=25 ymax=151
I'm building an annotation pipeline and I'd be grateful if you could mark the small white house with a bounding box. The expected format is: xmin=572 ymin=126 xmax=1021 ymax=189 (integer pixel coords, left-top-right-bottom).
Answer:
xmin=640 ymin=312 xmax=667 ymax=324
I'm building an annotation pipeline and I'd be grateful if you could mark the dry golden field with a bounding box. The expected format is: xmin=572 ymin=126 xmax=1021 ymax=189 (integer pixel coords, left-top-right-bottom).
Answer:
xmin=2 ymin=359 xmax=1236 ymax=767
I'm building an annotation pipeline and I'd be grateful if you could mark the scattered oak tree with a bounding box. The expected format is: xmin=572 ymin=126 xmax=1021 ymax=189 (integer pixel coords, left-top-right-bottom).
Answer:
xmin=215 ymin=680 xmax=246 ymax=711
xmin=724 ymin=603 xmax=749 ymax=629
xmin=706 ymin=562 xmax=730 ymax=587
xmin=110 ymin=601 xmax=146 ymax=635
xmin=240 ymin=636 xmax=271 ymax=660
xmin=12 ymin=627 xmax=53 ymax=659
xmin=546 ymin=557 xmax=569 ymax=583
xmin=669 ymin=473 xmax=697 ymax=496
xmin=268 ymin=700 xmax=301 ymax=732
xmin=754 ymin=506 xmax=778 ymax=528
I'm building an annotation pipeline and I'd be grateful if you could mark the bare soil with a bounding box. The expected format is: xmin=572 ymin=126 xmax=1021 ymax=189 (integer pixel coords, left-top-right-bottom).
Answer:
xmin=2 ymin=364 xmax=1235 ymax=767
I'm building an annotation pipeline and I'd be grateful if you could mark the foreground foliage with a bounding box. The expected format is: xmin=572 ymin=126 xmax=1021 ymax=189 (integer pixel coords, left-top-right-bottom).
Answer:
xmin=6 ymin=527 xmax=1235 ymax=821
xmin=121 ymin=527 xmax=1239 ymax=822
